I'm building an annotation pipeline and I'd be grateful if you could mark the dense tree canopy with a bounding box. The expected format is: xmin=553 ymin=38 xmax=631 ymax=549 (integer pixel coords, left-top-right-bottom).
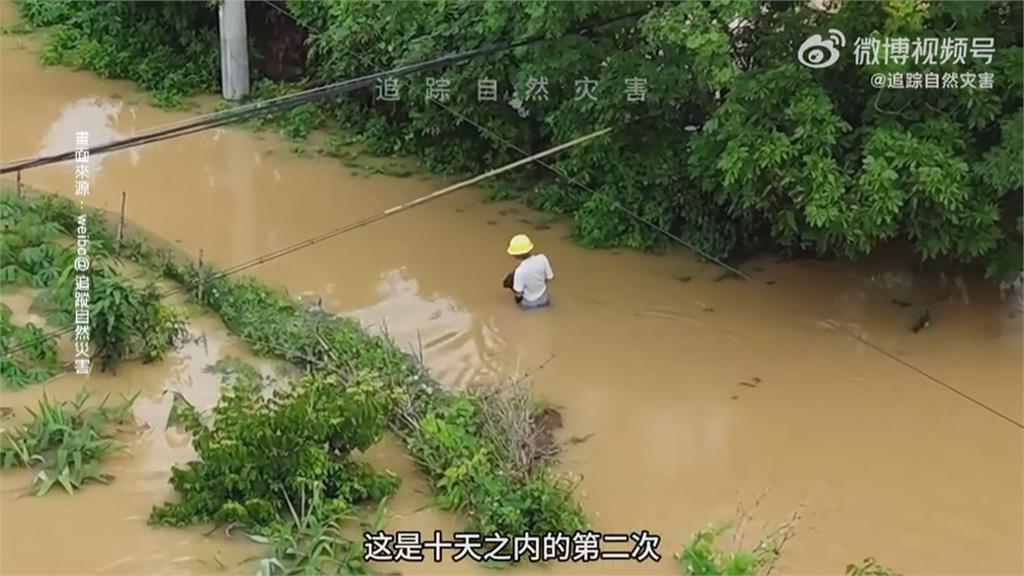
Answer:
xmin=15 ymin=0 xmax=1024 ymax=279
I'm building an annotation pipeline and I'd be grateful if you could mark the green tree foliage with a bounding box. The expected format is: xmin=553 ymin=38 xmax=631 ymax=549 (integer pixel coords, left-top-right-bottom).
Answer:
xmin=290 ymin=0 xmax=1022 ymax=273
xmin=16 ymin=0 xmax=1023 ymax=275
xmin=15 ymin=0 xmax=220 ymax=107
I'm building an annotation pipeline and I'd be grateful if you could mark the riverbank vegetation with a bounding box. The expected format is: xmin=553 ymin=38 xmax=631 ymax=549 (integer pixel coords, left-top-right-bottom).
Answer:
xmin=2 ymin=188 xmax=584 ymax=571
xmin=151 ymin=359 xmax=400 ymax=574
xmin=156 ymin=260 xmax=587 ymax=538
xmin=12 ymin=0 xmax=1023 ymax=282
xmin=0 ymin=192 xmax=187 ymax=377
xmin=675 ymin=522 xmax=900 ymax=576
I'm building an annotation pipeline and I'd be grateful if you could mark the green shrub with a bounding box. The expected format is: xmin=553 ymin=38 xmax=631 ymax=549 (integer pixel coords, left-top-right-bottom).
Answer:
xmin=16 ymin=0 xmax=220 ymax=107
xmin=405 ymin=394 xmax=585 ymax=535
xmin=150 ymin=359 xmax=401 ymax=532
xmin=678 ymin=524 xmax=778 ymax=576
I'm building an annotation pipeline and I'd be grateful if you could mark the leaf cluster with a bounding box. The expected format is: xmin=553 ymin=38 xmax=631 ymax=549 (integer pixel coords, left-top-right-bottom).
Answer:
xmin=150 ymin=359 xmax=401 ymax=532
xmin=405 ymin=394 xmax=586 ymax=536
xmin=0 ymin=304 xmax=60 ymax=388
xmin=0 ymin=389 xmax=135 ymax=495
xmin=2 ymin=191 xmax=188 ymax=374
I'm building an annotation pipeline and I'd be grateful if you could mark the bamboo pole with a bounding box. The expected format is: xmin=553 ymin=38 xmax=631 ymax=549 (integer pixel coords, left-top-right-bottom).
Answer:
xmin=197 ymin=249 xmax=205 ymax=301
xmin=116 ymin=191 xmax=127 ymax=251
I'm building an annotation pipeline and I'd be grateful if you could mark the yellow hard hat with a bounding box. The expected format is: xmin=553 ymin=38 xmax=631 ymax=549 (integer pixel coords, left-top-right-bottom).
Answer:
xmin=506 ymin=234 xmax=534 ymax=256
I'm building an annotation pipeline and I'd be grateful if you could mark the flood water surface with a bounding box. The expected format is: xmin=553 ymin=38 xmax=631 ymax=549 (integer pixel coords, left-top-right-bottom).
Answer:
xmin=1 ymin=15 xmax=1022 ymax=576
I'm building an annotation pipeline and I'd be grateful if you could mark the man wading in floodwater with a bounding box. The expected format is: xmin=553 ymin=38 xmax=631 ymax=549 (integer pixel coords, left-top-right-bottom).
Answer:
xmin=502 ymin=234 xmax=554 ymax=310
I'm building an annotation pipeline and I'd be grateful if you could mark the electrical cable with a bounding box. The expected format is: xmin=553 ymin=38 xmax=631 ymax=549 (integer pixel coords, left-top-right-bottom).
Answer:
xmin=822 ymin=320 xmax=1023 ymax=429
xmin=2 ymin=125 xmax=618 ymax=357
xmin=0 ymin=6 xmax=641 ymax=362
xmin=0 ymin=7 xmax=646 ymax=175
xmin=264 ymin=0 xmax=1024 ymax=431
xmin=156 ymin=126 xmax=615 ymax=295
xmin=4 ymin=4 xmax=1019 ymax=431
xmin=258 ymin=0 xmax=750 ymax=281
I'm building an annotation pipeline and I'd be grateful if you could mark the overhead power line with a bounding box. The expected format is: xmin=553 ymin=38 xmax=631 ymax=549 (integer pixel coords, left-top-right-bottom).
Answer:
xmin=3 ymin=3 xmax=1018 ymax=433
xmin=2 ymin=124 xmax=619 ymax=357
xmin=258 ymin=0 xmax=750 ymax=280
xmin=262 ymin=0 xmax=1024 ymax=431
xmin=0 ymin=8 xmax=645 ymax=175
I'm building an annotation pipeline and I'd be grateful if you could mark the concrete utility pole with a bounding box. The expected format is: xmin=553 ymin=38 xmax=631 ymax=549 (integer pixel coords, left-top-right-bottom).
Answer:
xmin=219 ymin=0 xmax=250 ymax=100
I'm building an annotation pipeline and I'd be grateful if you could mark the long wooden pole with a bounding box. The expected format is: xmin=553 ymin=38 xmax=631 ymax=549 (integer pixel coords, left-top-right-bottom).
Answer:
xmin=116 ymin=191 xmax=126 ymax=251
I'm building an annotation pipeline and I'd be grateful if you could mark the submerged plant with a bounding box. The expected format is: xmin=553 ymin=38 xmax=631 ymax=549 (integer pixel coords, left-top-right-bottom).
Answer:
xmin=2 ymin=191 xmax=189 ymax=374
xmin=678 ymin=509 xmax=799 ymax=576
xmin=846 ymin=558 xmax=902 ymax=576
xmin=150 ymin=360 xmax=401 ymax=532
xmin=404 ymin=393 xmax=586 ymax=536
xmin=255 ymin=487 xmax=389 ymax=576
xmin=0 ymin=389 xmax=136 ymax=495
xmin=679 ymin=525 xmax=769 ymax=576
xmin=7 ymin=188 xmax=589 ymax=550
xmin=0 ymin=304 xmax=61 ymax=389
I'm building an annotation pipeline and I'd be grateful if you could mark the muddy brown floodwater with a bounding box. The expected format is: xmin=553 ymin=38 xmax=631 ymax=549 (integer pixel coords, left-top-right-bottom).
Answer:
xmin=1 ymin=8 xmax=1022 ymax=575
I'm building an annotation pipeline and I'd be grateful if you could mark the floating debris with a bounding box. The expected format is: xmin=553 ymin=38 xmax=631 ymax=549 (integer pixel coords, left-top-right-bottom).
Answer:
xmin=911 ymin=308 xmax=932 ymax=333
xmin=568 ymin=433 xmax=594 ymax=445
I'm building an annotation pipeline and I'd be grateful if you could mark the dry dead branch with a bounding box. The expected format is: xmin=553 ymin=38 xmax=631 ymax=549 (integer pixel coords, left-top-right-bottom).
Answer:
xmin=470 ymin=373 xmax=562 ymax=480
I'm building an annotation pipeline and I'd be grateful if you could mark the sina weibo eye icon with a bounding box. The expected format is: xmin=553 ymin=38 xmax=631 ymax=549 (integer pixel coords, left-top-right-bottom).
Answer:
xmin=797 ymin=29 xmax=846 ymax=69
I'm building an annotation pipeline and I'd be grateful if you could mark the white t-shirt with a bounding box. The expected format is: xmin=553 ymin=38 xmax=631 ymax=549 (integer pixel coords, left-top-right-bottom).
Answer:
xmin=513 ymin=254 xmax=554 ymax=302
